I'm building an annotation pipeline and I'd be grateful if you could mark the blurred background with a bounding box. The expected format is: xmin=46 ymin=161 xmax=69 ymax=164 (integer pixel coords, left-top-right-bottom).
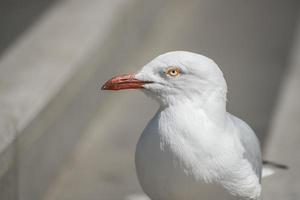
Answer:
xmin=0 ymin=0 xmax=299 ymax=199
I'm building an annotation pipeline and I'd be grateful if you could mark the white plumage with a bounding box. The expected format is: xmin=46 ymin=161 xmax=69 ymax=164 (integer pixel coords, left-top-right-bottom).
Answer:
xmin=135 ymin=51 xmax=261 ymax=200
xmin=102 ymin=51 xmax=278 ymax=200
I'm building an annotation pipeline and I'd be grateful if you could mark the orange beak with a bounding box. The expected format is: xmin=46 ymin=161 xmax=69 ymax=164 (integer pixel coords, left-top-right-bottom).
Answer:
xmin=101 ymin=74 xmax=153 ymax=91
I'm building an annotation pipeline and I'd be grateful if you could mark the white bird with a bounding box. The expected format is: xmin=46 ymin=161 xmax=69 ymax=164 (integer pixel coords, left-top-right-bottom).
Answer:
xmin=102 ymin=51 xmax=285 ymax=200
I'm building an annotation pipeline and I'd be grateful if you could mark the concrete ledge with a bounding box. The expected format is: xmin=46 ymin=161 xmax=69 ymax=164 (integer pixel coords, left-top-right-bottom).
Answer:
xmin=0 ymin=0 xmax=132 ymax=199
xmin=0 ymin=110 xmax=16 ymax=200
xmin=0 ymin=109 xmax=16 ymax=174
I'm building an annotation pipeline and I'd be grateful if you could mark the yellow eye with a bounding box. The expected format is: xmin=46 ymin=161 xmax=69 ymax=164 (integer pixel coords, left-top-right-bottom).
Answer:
xmin=166 ymin=67 xmax=181 ymax=77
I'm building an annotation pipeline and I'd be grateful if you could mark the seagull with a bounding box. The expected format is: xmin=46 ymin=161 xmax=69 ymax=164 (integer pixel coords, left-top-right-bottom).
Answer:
xmin=102 ymin=51 xmax=286 ymax=200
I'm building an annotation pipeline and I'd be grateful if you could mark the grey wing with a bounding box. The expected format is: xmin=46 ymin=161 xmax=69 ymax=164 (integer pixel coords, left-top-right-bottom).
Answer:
xmin=230 ymin=114 xmax=263 ymax=182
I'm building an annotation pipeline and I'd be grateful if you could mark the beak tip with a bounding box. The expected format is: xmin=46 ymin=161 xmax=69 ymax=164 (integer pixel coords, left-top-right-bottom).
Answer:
xmin=101 ymin=83 xmax=108 ymax=90
xmin=101 ymin=80 xmax=110 ymax=90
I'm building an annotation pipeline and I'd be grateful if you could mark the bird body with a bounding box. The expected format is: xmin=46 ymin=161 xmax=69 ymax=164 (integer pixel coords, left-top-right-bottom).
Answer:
xmin=135 ymin=102 xmax=261 ymax=200
xmin=102 ymin=51 xmax=264 ymax=200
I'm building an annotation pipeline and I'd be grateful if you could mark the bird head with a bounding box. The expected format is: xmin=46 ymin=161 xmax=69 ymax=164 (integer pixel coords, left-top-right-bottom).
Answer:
xmin=102 ymin=51 xmax=227 ymax=106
